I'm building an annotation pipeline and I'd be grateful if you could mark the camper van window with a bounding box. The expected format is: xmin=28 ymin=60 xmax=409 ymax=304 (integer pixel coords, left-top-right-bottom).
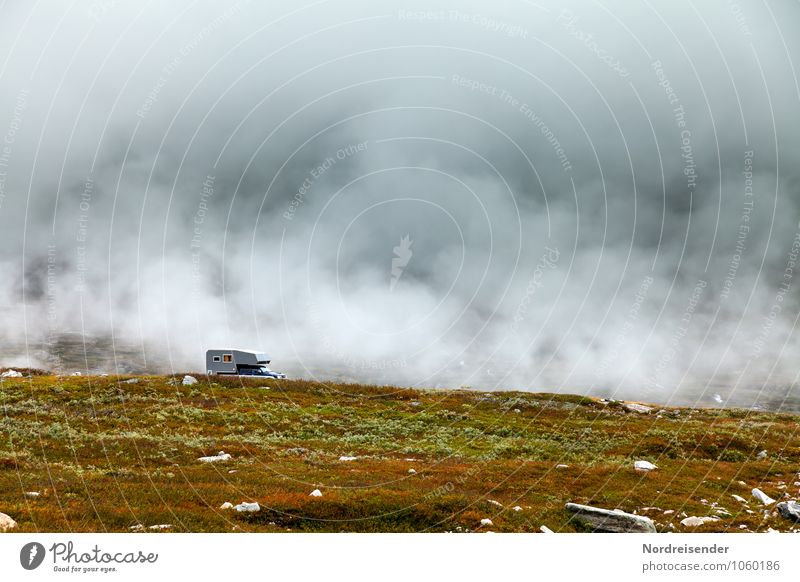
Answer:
xmin=223 ymin=354 xmax=232 ymax=362
xmin=212 ymin=356 xmax=221 ymax=362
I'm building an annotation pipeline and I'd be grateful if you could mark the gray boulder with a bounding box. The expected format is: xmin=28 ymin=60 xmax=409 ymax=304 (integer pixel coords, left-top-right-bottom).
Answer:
xmin=566 ymin=503 xmax=656 ymax=533
xmin=776 ymin=501 xmax=800 ymax=522
xmin=623 ymin=403 xmax=653 ymax=414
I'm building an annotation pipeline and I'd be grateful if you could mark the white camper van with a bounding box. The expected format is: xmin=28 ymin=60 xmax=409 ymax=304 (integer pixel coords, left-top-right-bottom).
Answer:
xmin=205 ymin=349 xmax=286 ymax=378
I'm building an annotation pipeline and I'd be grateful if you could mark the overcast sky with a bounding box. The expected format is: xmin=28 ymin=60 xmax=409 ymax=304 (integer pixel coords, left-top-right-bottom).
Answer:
xmin=1 ymin=0 xmax=799 ymax=404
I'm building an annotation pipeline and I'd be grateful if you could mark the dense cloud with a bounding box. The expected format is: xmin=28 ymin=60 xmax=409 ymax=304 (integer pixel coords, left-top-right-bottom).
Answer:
xmin=1 ymin=0 xmax=798 ymax=405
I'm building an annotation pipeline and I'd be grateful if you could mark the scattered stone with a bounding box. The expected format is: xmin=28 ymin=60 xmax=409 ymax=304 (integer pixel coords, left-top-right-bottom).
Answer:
xmin=487 ymin=500 xmax=502 ymax=508
xmin=404 ymin=458 xmax=418 ymax=462
xmin=540 ymin=525 xmax=553 ymax=533
xmin=480 ymin=518 xmax=493 ymax=526
xmin=182 ymin=375 xmax=198 ymax=386
xmin=565 ymin=503 xmax=656 ymax=533
xmin=219 ymin=502 xmax=233 ymax=509
xmin=663 ymin=510 xmax=674 ymax=515
xmin=776 ymin=501 xmax=800 ymax=522
xmin=555 ymin=464 xmax=569 ymax=469
xmin=124 ymin=378 xmax=139 ymax=384
xmin=24 ymin=491 xmax=40 ymax=498
xmin=756 ymin=450 xmax=768 ymax=460
xmin=1 ymin=370 xmax=22 ymax=378
xmin=228 ymin=470 xmax=237 ymax=474
xmin=512 ymin=506 xmax=522 ymax=512
xmin=149 ymin=524 xmax=171 ymax=530
xmin=408 ymin=468 xmax=417 ymax=474
xmin=0 ymin=513 xmax=18 ymax=531
xmin=737 ymin=481 xmax=747 ymax=486
xmin=338 ymin=456 xmax=358 ymax=461
xmin=71 ymin=372 xmax=82 ymax=376
xmin=234 ymin=502 xmax=260 ymax=513
xmin=752 ymin=488 xmax=776 ymax=506
xmin=310 ymin=489 xmax=323 ymax=497
xmin=732 ymin=494 xmax=747 ymax=504
xmin=680 ymin=516 xmax=719 ymax=527
xmin=198 ymin=451 xmax=231 ymax=463
xmin=623 ymin=403 xmax=653 ymax=414
xmin=634 ymin=460 xmax=658 ymax=472
xmin=129 ymin=524 xmax=144 ymax=531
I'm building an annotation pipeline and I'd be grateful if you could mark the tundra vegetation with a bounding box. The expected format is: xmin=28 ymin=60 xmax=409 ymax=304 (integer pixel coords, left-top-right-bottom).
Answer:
xmin=1 ymin=370 xmax=798 ymax=532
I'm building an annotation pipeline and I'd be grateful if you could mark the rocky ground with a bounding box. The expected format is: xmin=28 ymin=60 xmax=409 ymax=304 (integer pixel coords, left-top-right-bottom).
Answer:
xmin=1 ymin=370 xmax=799 ymax=533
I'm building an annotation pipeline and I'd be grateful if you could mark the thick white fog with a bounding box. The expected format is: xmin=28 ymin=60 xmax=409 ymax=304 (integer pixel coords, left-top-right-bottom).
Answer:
xmin=0 ymin=1 xmax=798 ymax=406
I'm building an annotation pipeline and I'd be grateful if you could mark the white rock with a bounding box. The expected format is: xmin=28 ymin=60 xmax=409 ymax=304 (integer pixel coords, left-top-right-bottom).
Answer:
xmin=680 ymin=516 xmax=719 ymax=527
xmin=663 ymin=510 xmax=674 ymax=515
xmin=1 ymin=369 xmax=22 ymax=378
xmin=148 ymin=524 xmax=171 ymax=530
xmin=487 ymin=500 xmax=502 ymax=507
xmin=339 ymin=456 xmax=358 ymax=461
xmin=512 ymin=506 xmax=522 ymax=512
xmin=182 ymin=375 xmax=198 ymax=386
xmin=129 ymin=524 xmax=144 ymax=531
xmin=0 ymin=512 xmax=17 ymax=531
xmin=219 ymin=502 xmax=233 ymax=509
xmin=234 ymin=502 xmax=260 ymax=513
xmin=310 ymin=489 xmax=323 ymax=497
xmin=70 ymin=372 xmax=82 ymax=376
xmin=732 ymin=494 xmax=747 ymax=503
xmin=198 ymin=451 xmax=231 ymax=463
xmin=124 ymin=378 xmax=139 ymax=384
xmin=540 ymin=525 xmax=554 ymax=533
xmin=24 ymin=491 xmax=40 ymax=498
xmin=480 ymin=518 xmax=493 ymax=526
xmin=756 ymin=450 xmax=768 ymax=460
xmin=634 ymin=460 xmax=658 ymax=472
xmin=408 ymin=468 xmax=417 ymax=474
xmin=752 ymin=488 xmax=776 ymax=505
xmin=555 ymin=464 xmax=569 ymax=469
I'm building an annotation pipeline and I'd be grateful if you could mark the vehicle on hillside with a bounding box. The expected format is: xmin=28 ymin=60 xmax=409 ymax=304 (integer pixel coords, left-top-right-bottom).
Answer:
xmin=205 ymin=349 xmax=286 ymax=378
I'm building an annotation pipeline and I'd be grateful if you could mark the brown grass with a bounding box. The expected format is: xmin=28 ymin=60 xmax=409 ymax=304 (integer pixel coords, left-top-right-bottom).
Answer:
xmin=1 ymin=374 xmax=798 ymax=532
